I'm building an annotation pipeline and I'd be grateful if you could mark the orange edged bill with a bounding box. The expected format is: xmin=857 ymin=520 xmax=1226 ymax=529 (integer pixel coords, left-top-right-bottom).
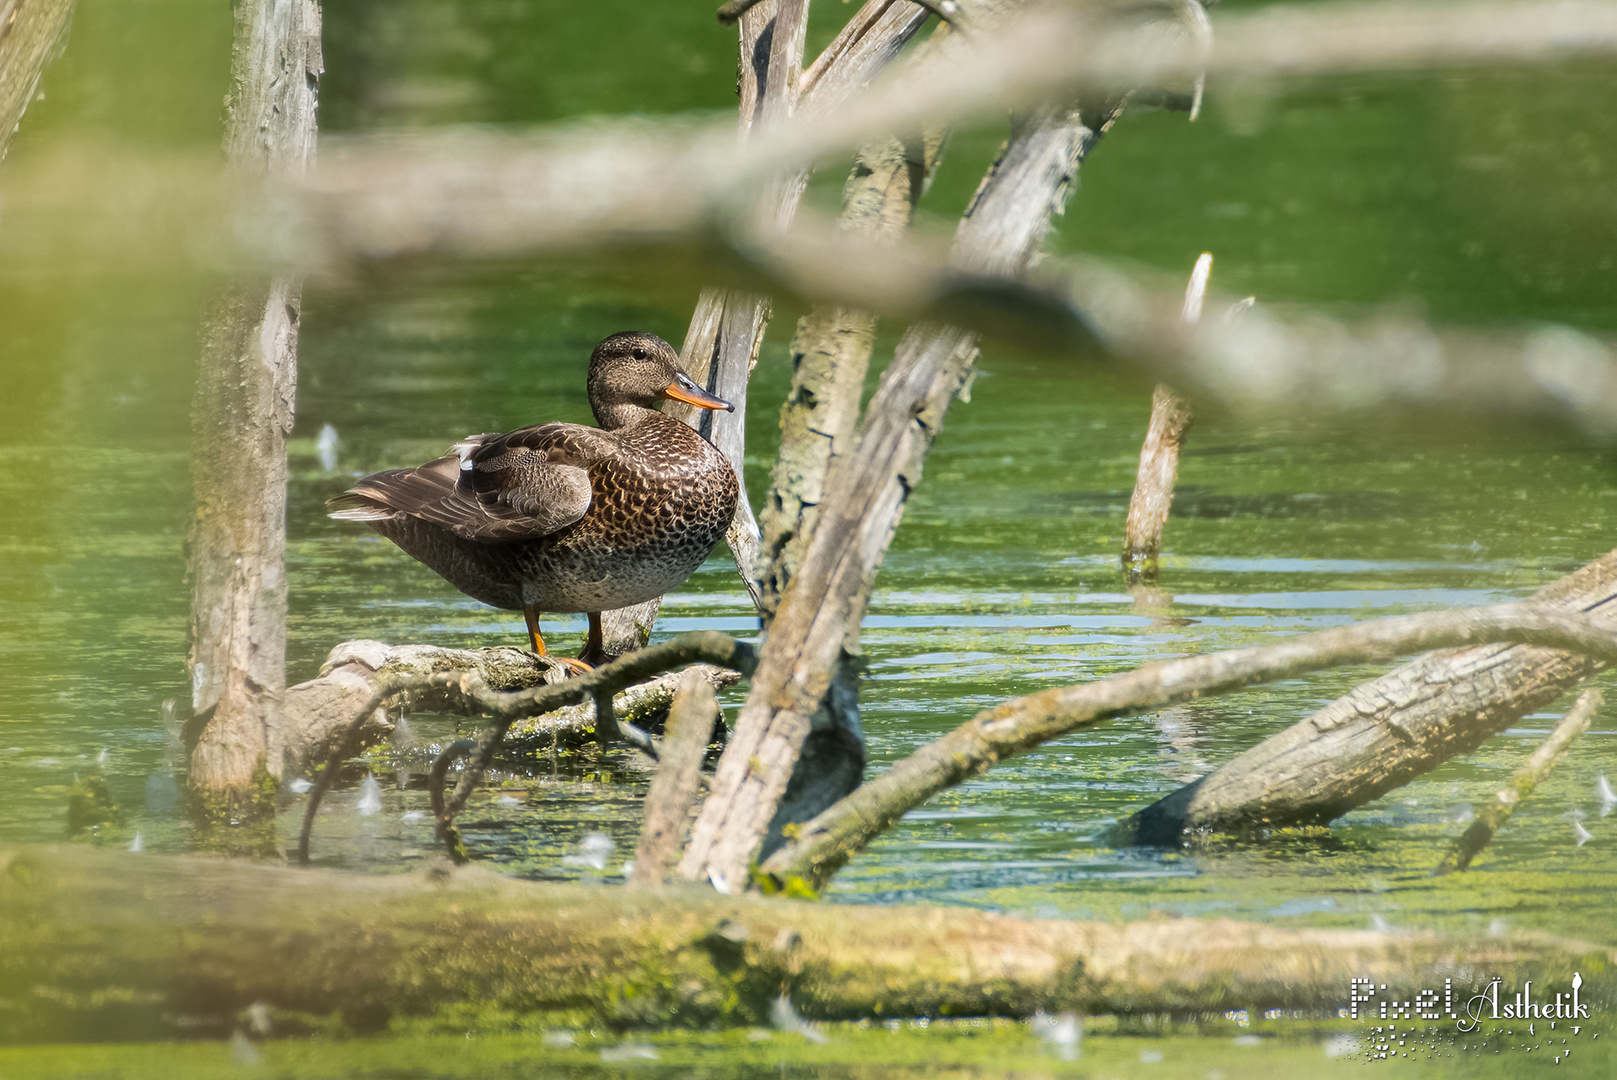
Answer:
xmin=662 ymin=372 xmax=734 ymax=412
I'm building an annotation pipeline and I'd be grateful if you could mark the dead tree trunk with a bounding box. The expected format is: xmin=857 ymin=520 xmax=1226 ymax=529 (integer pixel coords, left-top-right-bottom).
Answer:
xmin=1117 ymin=550 xmax=1617 ymax=844
xmin=0 ymin=0 xmax=74 ymax=164
xmin=682 ymin=100 xmax=1128 ymax=890
xmin=186 ymin=0 xmax=321 ymax=823
xmin=5 ymin=843 xmax=1607 ymax=1041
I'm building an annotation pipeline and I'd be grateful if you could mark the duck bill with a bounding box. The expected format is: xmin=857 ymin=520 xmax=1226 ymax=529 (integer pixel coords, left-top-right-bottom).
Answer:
xmin=662 ymin=378 xmax=734 ymax=412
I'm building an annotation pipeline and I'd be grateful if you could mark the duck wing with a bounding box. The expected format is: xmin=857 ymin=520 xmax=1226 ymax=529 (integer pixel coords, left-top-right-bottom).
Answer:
xmin=329 ymin=423 xmax=605 ymax=542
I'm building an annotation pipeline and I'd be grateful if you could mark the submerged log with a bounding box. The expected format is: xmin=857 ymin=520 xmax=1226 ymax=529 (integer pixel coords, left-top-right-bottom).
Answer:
xmin=1120 ymin=549 xmax=1617 ymax=845
xmin=1 ymin=843 xmax=1609 ymax=1042
xmin=764 ymin=604 xmax=1617 ymax=890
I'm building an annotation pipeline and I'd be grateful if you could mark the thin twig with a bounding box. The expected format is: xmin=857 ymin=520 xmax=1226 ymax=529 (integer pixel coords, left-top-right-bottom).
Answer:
xmin=1434 ymin=689 xmax=1602 ymax=875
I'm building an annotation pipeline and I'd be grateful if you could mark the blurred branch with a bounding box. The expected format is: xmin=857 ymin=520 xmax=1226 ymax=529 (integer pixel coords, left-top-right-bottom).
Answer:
xmin=254 ymin=0 xmax=1617 ymax=272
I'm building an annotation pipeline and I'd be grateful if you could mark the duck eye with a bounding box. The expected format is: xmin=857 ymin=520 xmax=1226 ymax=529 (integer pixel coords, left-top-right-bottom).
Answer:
xmin=632 ymin=347 xmax=647 ymax=360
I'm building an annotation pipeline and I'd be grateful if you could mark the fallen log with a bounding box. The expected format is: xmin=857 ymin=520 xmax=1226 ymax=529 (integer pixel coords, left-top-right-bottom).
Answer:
xmin=1118 ymin=549 xmax=1617 ymax=845
xmin=0 ymin=843 xmax=1609 ymax=1043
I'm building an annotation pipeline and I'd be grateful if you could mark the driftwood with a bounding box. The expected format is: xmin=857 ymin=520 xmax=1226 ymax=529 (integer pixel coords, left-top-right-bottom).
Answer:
xmin=763 ymin=605 xmax=1617 ymax=890
xmin=1121 ymin=550 xmax=1617 ymax=844
xmin=186 ymin=0 xmax=322 ymax=812
xmin=1121 ymin=254 xmax=1208 ymax=585
xmin=0 ymin=0 xmax=74 ymax=164
xmin=2 ymin=842 xmax=1610 ymax=1041
xmin=683 ymin=97 xmax=1130 ymax=889
xmin=1435 ymin=688 xmax=1602 ymax=876
xmin=279 ymin=639 xmax=736 ymax=776
xmin=630 ymin=672 xmax=721 ymax=890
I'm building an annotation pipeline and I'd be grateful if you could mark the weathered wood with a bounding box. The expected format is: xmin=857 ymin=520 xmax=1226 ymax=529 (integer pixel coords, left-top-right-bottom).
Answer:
xmin=0 ymin=0 xmax=74 ymax=164
xmin=1435 ymin=688 xmax=1602 ymax=875
xmin=279 ymin=639 xmax=735 ymax=776
xmin=684 ymin=99 xmax=1125 ymax=889
xmin=292 ymin=631 xmax=756 ymax=865
xmin=187 ymin=0 xmax=321 ymax=811
xmin=3 ymin=843 xmax=1608 ymax=1041
xmin=1123 ymin=550 xmax=1617 ymax=844
xmin=1122 ymin=254 xmax=1207 ymax=586
xmin=1121 ymin=384 xmax=1194 ymax=586
xmin=631 ymin=672 xmax=721 ymax=889
xmin=764 ymin=603 xmax=1617 ymax=890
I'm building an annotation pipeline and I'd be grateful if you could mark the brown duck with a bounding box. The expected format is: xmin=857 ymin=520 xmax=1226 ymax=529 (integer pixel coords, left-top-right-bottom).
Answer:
xmin=329 ymin=332 xmax=738 ymax=668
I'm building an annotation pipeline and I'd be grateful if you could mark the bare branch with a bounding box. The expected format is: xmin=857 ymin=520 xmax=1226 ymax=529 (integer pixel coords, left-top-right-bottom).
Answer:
xmin=1121 ymin=253 xmax=1206 ymax=585
xmin=762 ymin=604 xmax=1617 ymax=891
xmin=1435 ymin=689 xmax=1602 ymax=876
xmin=1123 ymin=549 xmax=1617 ymax=843
xmin=682 ymin=102 xmax=1122 ymax=890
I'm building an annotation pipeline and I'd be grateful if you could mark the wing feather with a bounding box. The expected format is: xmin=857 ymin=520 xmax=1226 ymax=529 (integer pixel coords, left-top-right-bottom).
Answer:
xmin=329 ymin=423 xmax=601 ymax=541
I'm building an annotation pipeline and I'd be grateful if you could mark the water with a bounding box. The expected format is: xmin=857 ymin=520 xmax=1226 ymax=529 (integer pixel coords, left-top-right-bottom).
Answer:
xmin=3 ymin=0 xmax=1617 ymax=1072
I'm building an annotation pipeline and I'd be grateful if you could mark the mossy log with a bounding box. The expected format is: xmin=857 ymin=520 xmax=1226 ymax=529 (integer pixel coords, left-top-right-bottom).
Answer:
xmin=1 ymin=843 xmax=1611 ymax=1043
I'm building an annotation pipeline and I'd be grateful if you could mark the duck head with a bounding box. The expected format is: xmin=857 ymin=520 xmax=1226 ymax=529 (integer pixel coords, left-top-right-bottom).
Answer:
xmin=587 ymin=331 xmax=733 ymax=429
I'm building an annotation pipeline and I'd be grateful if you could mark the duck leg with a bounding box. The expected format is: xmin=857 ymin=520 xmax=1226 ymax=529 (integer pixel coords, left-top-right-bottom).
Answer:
xmin=578 ymin=612 xmax=609 ymax=668
xmin=523 ymin=603 xmax=592 ymax=675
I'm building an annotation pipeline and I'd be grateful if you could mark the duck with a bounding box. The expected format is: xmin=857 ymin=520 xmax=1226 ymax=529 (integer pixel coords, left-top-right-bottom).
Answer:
xmin=328 ymin=331 xmax=739 ymax=669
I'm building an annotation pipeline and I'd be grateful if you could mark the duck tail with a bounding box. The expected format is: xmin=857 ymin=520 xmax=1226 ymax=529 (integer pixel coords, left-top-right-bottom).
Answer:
xmin=326 ymin=490 xmax=400 ymax=522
